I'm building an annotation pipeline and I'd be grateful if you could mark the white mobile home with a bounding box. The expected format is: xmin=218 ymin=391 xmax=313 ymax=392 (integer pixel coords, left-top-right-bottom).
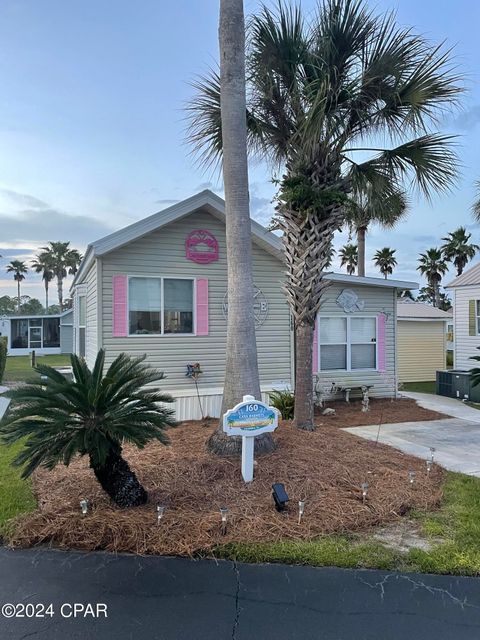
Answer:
xmin=72 ymin=190 xmax=416 ymax=419
xmin=0 ymin=309 xmax=73 ymax=356
xmin=446 ymin=263 xmax=480 ymax=370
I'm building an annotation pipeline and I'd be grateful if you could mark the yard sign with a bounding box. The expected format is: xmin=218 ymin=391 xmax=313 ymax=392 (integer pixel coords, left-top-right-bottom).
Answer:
xmin=223 ymin=395 xmax=279 ymax=482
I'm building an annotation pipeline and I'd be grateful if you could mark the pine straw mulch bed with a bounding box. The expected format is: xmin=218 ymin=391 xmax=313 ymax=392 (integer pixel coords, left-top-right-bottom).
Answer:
xmin=7 ymin=415 xmax=445 ymax=556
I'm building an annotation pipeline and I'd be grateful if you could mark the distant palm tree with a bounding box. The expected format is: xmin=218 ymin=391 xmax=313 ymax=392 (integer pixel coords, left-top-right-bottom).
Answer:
xmin=31 ymin=252 xmax=55 ymax=311
xmin=441 ymin=227 xmax=479 ymax=276
xmin=40 ymin=242 xmax=82 ymax=311
xmin=397 ymin=289 xmax=415 ymax=301
xmin=417 ymin=248 xmax=448 ymax=308
xmin=473 ymin=181 xmax=480 ymax=221
xmin=339 ymin=244 xmax=358 ymax=276
xmin=373 ymin=247 xmax=397 ymax=279
xmin=346 ymin=189 xmax=407 ymax=277
xmin=6 ymin=260 xmax=28 ymax=312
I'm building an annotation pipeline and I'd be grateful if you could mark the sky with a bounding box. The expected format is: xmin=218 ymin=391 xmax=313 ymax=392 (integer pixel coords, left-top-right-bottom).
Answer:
xmin=0 ymin=0 xmax=479 ymax=304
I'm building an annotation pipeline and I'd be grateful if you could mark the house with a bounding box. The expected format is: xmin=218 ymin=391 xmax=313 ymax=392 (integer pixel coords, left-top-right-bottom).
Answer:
xmin=396 ymin=301 xmax=452 ymax=383
xmin=446 ymin=263 xmax=480 ymax=370
xmin=0 ymin=309 xmax=73 ymax=356
xmin=71 ymin=190 xmax=417 ymax=419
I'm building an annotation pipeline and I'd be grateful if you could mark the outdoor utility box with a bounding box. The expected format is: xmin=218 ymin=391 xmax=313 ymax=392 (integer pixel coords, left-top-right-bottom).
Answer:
xmin=436 ymin=370 xmax=480 ymax=403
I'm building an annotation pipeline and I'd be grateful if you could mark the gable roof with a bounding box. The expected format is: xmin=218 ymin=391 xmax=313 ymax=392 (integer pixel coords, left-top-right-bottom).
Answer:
xmin=446 ymin=262 xmax=480 ymax=288
xmin=73 ymin=190 xmax=282 ymax=286
xmin=72 ymin=189 xmax=417 ymax=291
xmin=397 ymin=301 xmax=452 ymax=320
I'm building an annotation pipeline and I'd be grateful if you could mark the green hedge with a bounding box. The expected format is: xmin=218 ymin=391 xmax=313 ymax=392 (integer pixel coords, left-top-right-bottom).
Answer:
xmin=0 ymin=337 xmax=7 ymax=383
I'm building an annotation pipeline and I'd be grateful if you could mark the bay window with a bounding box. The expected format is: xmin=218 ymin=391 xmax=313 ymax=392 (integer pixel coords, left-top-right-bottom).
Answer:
xmin=128 ymin=277 xmax=194 ymax=335
xmin=319 ymin=316 xmax=377 ymax=371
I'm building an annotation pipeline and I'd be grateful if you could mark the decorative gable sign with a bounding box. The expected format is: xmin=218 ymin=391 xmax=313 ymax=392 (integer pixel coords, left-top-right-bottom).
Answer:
xmin=185 ymin=230 xmax=219 ymax=264
xmin=336 ymin=289 xmax=365 ymax=313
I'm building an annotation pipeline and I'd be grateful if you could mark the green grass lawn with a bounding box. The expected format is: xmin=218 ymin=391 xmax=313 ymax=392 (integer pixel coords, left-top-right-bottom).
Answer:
xmin=4 ymin=354 xmax=71 ymax=383
xmin=213 ymin=472 xmax=480 ymax=575
xmin=0 ymin=440 xmax=36 ymax=538
xmin=402 ymin=381 xmax=436 ymax=394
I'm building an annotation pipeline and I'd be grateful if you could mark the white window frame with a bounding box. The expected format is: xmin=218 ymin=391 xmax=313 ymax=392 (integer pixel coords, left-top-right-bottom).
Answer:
xmin=476 ymin=301 xmax=480 ymax=335
xmin=318 ymin=315 xmax=379 ymax=372
xmin=127 ymin=275 xmax=197 ymax=337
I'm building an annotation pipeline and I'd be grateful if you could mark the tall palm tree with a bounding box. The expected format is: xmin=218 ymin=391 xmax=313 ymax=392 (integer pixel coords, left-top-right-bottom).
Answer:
xmin=346 ymin=189 xmax=407 ymax=276
xmin=31 ymin=252 xmax=55 ymax=311
xmin=441 ymin=227 xmax=479 ymax=276
xmin=473 ymin=181 xmax=480 ymax=221
xmin=417 ymin=248 xmax=448 ymax=308
xmin=40 ymin=242 xmax=82 ymax=311
xmin=6 ymin=260 xmax=28 ymax=312
xmin=207 ymin=0 xmax=270 ymax=455
xmin=339 ymin=244 xmax=358 ymax=275
xmin=187 ymin=0 xmax=461 ymax=429
xmin=373 ymin=247 xmax=397 ymax=279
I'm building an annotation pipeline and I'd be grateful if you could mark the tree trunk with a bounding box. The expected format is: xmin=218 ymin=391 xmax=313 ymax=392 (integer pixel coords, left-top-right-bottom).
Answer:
xmin=208 ymin=0 xmax=274 ymax=455
xmin=57 ymin=277 xmax=63 ymax=312
xmin=17 ymin=280 xmax=20 ymax=312
xmin=45 ymin=282 xmax=49 ymax=311
xmin=433 ymin=280 xmax=440 ymax=308
xmin=90 ymin=450 xmax=148 ymax=508
xmin=293 ymin=322 xmax=315 ymax=430
xmin=357 ymin=226 xmax=367 ymax=277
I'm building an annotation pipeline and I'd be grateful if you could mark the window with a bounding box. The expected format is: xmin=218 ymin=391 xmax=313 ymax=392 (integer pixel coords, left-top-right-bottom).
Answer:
xmin=78 ymin=295 xmax=86 ymax=357
xmin=11 ymin=319 xmax=28 ymax=349
xmin=128 ymin=277 xmax=194 ymax=335
xmin=10 ymin=317 xmax=61 ymax=350
xmin=476 ymin=301 xmax=480 ymax=335
xmin=319 ymin=316 xmax=377 ymax=371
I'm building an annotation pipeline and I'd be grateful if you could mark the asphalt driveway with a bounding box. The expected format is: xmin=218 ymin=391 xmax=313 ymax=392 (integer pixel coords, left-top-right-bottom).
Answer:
xmin=0 ymin=548 xmax=479 ymax=639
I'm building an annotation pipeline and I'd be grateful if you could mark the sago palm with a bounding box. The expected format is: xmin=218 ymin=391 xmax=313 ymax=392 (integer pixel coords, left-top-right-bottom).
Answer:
xmin=6 ymin=260 xmax=28 ymax=312
xmin=441 ymin=227 xmax=479 ymax=276
xmin=0 ymin=350 xmax=176 ymax=508
xmin=417 ymin=248 xmax=448 ymax=308
xmin=187 ymin=0 xmax=461 ymax=429
xmin=373 ymin=247 xmax=397 ymax=279
xmin=339 ymin=244 xmax=358 ymax=275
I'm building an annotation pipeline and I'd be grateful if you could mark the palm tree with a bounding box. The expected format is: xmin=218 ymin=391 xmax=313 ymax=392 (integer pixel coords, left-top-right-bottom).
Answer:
xmin=187 ymin=0 xmax=461 ymax=429
xmin=346 ymin=189 xmax=407 ymax=276
xmin=207 ymin=0 xmax=270 ymax=456
xmin=417 ymin=248 xmax=448 ymax=308
xmin=473 ymin=181 xmax=480 ymax=221
xmin=0 ymin=350 xmax=176 ymax=508
xmin=40 ymin=242 xmax=82 ymax=311
xmin=6 ymin=260 xmax=28 ymax=312
xmin=441 ymin=227 xmax=479 ymax=276
xmin=339 ymin=244 xmax=358 ymax=275
xmin=373 ymin=247 xmax=397 ymax=279
xmin=31 ymin=252 xmax=55 ymax=311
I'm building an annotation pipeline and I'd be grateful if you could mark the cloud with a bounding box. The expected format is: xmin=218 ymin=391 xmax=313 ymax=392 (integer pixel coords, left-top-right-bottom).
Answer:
xmin=0 ymin=188 xmax=49 ymax=209
xmin=155 ymin=198 xmax=180 ymax=206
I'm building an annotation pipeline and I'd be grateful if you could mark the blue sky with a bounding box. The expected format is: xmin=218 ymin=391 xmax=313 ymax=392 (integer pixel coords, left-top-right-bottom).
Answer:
xmin=0 ymin=0 xmax=479 ymax=303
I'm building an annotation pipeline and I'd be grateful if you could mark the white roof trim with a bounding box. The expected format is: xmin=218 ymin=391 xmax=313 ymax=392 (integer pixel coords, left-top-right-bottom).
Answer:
xmin=324 ymin=273 xmax=418 ymax=290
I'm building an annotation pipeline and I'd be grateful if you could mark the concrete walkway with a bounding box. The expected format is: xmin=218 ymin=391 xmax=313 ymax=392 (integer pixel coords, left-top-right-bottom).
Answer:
xmin=344 ymin=392 xmax=480 ymax=476
xmin=0 ymin=549 xmax=479 ymax=639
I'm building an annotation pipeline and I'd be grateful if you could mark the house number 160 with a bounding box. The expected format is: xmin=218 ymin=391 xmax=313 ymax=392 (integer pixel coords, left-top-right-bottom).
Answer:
xmin=246 ymin=404 xmax=258 ymax=411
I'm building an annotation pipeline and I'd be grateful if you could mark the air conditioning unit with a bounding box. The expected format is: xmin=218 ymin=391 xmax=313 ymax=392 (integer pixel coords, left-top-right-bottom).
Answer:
xmin=436 ymin=370 xmax=480 ymax=402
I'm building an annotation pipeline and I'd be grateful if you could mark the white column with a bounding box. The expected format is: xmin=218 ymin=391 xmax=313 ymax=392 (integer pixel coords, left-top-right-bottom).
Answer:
xmin=241 ymin=436 xmax=255 ymax=483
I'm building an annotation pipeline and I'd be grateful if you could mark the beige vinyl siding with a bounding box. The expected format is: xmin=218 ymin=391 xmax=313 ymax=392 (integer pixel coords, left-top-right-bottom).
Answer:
xmin=99 ymin=209 xmax=292 ymax=392
xmin=397 ymin=320 xmax=446 ymax=382
xmin=85 ymin=261 xmax=98 ymax=366
xmin=315 ymin=285 xmax=396 ymax=397
xmin=453 ymin=286 xmax=480 ymax=370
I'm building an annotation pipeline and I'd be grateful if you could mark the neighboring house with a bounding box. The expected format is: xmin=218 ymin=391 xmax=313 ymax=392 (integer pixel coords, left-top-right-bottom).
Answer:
xmin=397 ymin=301 xmax=452 ymax=383
xmin=0 ymin=309 xmax=74 ymax=356
xmin=71 ymin=190 xmax=416 ymax=419
xmin=446 ymin=263 xmax=480 ymax=370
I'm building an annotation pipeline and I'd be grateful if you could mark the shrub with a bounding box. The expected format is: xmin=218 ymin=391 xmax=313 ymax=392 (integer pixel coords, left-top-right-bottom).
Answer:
xmin=0 ymin=337 xmax=7 ymax=383
xmin=269 ymin=389 xmax=295 ymax=420
xmin=0 ymin=350 xmax=176 ymax=508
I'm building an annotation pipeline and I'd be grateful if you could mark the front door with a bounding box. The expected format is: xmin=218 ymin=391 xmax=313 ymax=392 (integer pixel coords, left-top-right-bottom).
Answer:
xmin=29 ymin=325 xmax=42 ymax=349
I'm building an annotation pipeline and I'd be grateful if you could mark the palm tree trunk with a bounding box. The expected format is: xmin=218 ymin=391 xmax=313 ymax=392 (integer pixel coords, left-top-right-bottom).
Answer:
xmin=433 ymin=280 xmax=440 ymax=308
xmin=17 ymin=280 xmax=20 ymax=312
xmin=90 ymin=450 xmax=148 ymax=508
xmin=208 ymin=0 xmax=273 ymax=456
xmin=357 ymin=226 xmax=367 ymax=277
xmin=57 ymin=276 xmax=63 ymax=312
xmin=45 ymin=282 xmax=49 ymax=311
xmin=294 ymin=322 xmax=315 ymax=430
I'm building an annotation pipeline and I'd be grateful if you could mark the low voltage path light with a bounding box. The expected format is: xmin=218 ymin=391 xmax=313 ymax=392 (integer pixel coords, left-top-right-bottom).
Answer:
xmin=361 ymin=483 xmax=369 ymax=503
xmin=80 ymin=499 xmax=89 ymax=516
xmin=430 ymin=447 xmax=436 ymax=463
xmin=408 ymin=470 xmax=416 ymax=485
xmin=298 ymin=501 xmax=305 ymax=524
xmin=426 ymin=460 xmax=433 ymax=476
xmin=156 ymin=505 xmax=166 ymax=524
xmin=272 ymin=483 xmax=289 ymax=512
xmin=220 ymin=507 xmax=228 ymax=535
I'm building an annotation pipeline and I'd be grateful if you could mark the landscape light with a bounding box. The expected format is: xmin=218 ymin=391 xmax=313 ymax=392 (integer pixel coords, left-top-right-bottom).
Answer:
xmin=426 ymin=460 xmax=432 ymax=475
xmin=408 ymin=470 xmax=416 ymax=485
xmin=298 ymin=500 xmax=305 ymax=524
xmin=80 ymin=499 xmax=89 ymax=516
xmin=361 ymin=483 xmax=369 ymax=503
xmin=272 ymin=483 xmax=289 ymax=512
xmin=156 ymin=505 xmax=166 ymax=524
xmin=430 ymin=447 xmax=436 ymax=463
xmin=220 ymin=507 xmax=228 ymax=535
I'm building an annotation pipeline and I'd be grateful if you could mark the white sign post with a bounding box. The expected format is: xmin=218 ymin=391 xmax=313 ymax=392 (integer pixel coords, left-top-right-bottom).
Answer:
xmin=223 ymin=394 xmax=279 ymax=483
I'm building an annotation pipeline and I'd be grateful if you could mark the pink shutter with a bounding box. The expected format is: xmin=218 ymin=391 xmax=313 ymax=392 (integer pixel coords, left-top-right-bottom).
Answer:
xmin=112 ymin=275 xmax=128 ymax=337
xmin=377 ymin=313 xmax=386 ymax=372
xmin=196 ymin=278 xmax=209 ymax=336
xmin=312 ymin=316 xmax=319 ymax=373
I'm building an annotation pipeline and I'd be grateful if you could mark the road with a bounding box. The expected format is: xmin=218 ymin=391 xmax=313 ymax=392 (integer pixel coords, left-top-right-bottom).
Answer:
xmin=0 ymin=548 xmax=479 ymax=639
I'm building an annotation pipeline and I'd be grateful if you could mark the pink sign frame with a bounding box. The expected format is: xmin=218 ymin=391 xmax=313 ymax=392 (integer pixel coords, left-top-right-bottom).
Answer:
xmin=185 ymin=229 xmax=219 ymax=264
